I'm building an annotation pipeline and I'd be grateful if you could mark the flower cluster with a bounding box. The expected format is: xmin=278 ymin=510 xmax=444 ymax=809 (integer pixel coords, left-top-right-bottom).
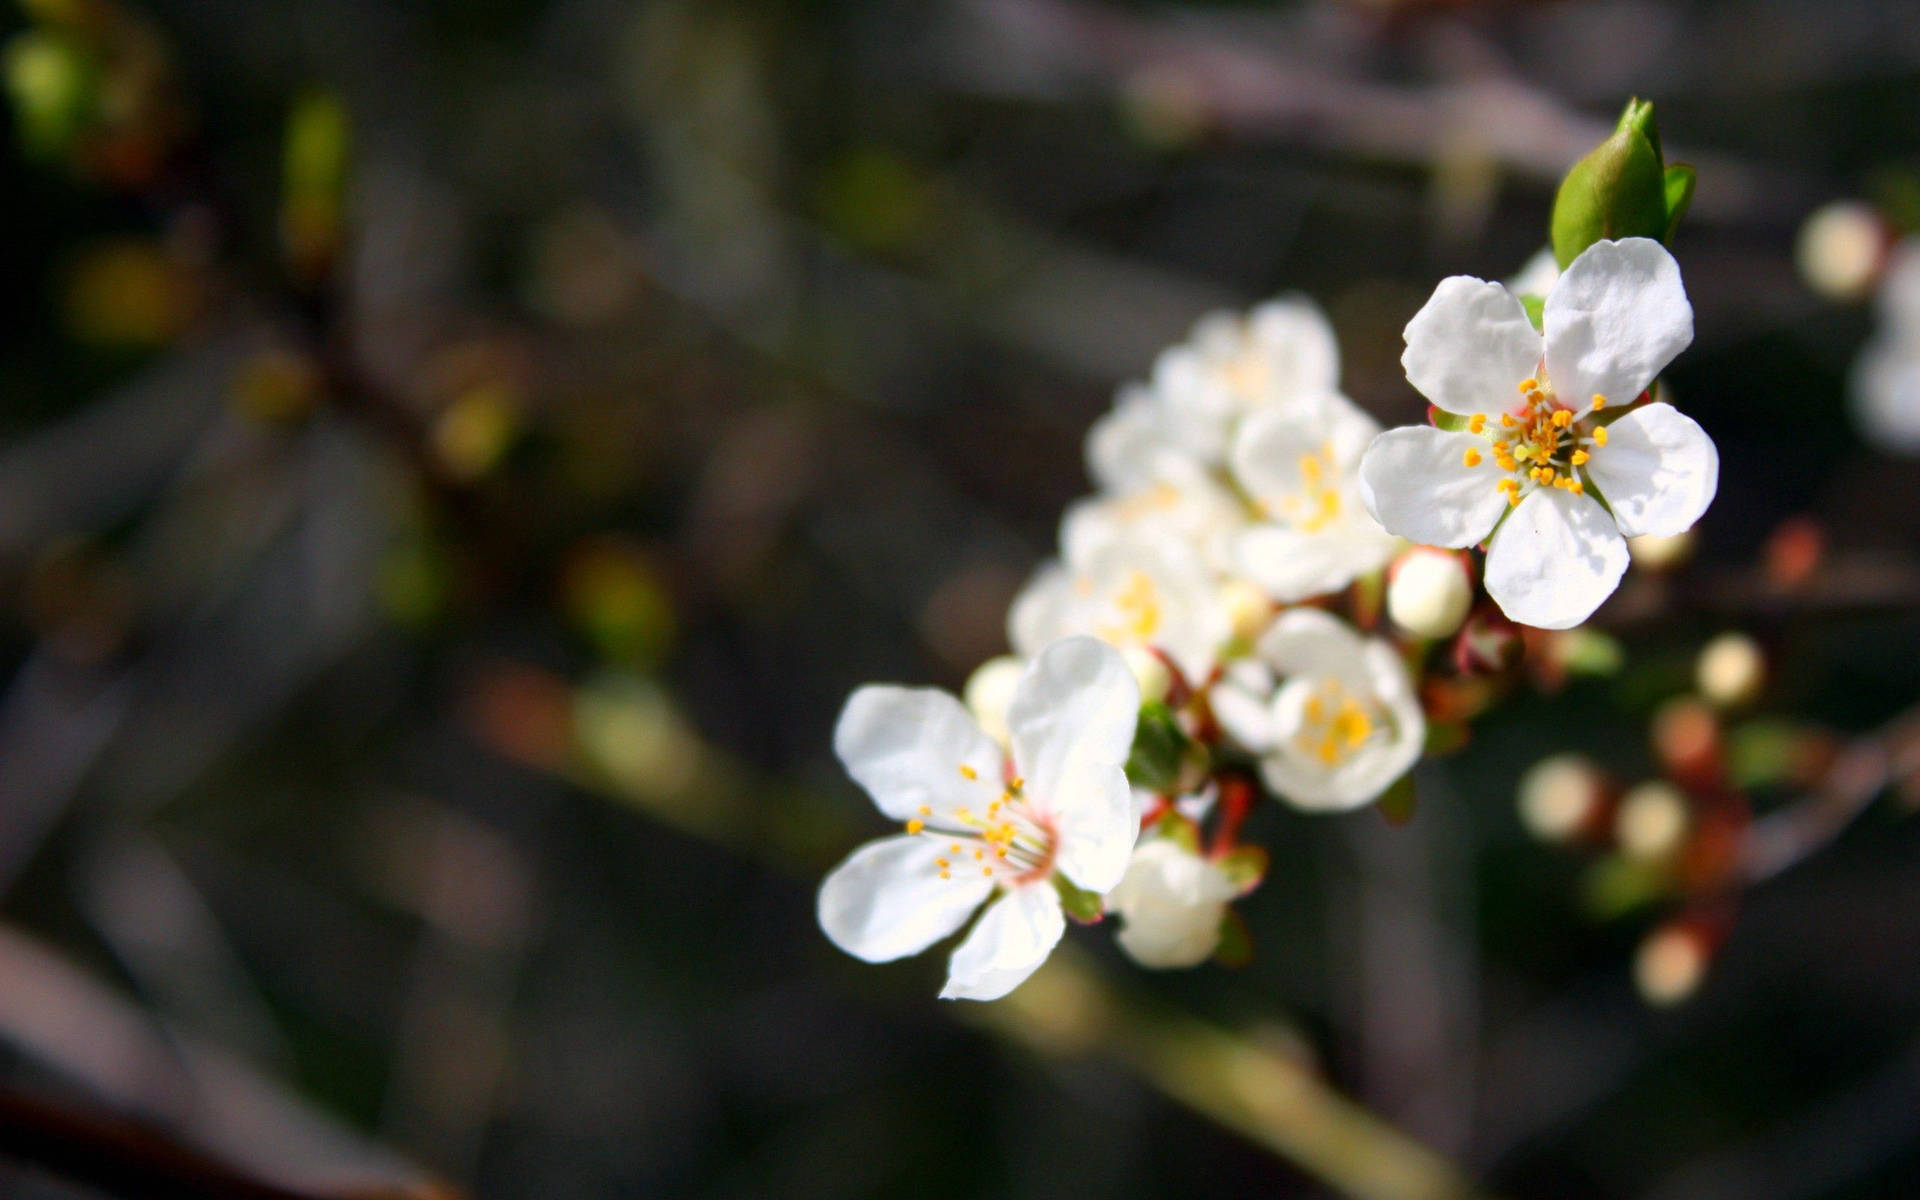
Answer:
xmin=820 ymin=121 xmax=1718 ymax=1002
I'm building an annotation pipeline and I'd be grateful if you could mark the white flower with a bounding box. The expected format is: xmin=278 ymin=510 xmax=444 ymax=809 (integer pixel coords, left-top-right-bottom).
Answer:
xmin=1106 ymin=838 xmax=1239 ymax=968
xmin=1852 ymin=239 xmax=1920 ymax=455
xmin=1009 ymin=533 xmax=1231 ymax=682
xmin=1359 ymin=237 xmax=1717 ymax=629
xmin=1058 ymin=477 xmax=1247 ymax=579
xmin=1210 ymin=609 xmax=1423 ymax=812
xmin=818 ymin=637 xmax=1140 ymax=1001
xmin=1229 ymin=392 xmax=1402 ymax=602
xmin=1147 ymin=296 xmax=1341 ymax=465
xmin=1507 ymin=247 xmax=1561 ymax=298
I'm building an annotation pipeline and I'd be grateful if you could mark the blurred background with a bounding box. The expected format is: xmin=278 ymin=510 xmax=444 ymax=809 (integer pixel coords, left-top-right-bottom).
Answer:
xmin=2 ymin=0 xmax=1920 ymax=1197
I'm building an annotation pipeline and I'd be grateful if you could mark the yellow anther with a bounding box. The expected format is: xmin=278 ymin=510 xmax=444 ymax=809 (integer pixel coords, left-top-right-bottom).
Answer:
xmin=906 ymin=819 xmax=925 ymax=835
xmin=1540 ymin=468 xmax=1556 ymax=485
xmin=1506 ymin=490 xmax=1522 ymax=506
xmin=1463 ymin=447 xmax=1482 ymax=467
xmin=1518 ymin=377 xmax=1538 ymax=393
xmin=958 ymin=764 xmax=978 ymax=781
xmin=1593 ymin=426 xmax=1609 ymax=446
xmin=1009 ymin=777 xmax=1024 ymax=791
xmin=995 ymin=847 xmax=1008 ymax=859
xmin=918 ymin=805 xmax=931 ymax=816
xmin=1591 ymin=394 xmax=1607 ymax=410
xmin=981 ymin=866 xmax=992 ymax=876
xmin=1569 ymin=479 xmax=1585 ymax=495
xmin=1468 ymin=413 xmax=1486 ymax=434
xmin=1551 ymin=409 xmax=1573 ymax=428
xmin=1571 ymin=449 xmax=1590 ymax=465
xmin=973 ymin=848 xmax=984 ymax=860
xmin=1500 ymin=413 xmax=1518 ymax=428
xmin=935 ymin=858 xmax=949 ymax=869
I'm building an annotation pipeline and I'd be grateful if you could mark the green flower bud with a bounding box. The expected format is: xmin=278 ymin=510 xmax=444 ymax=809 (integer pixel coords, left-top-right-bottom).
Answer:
xmin=1550 ymin=98 xmax=1681 ymax=268
xmin=1125 ymin=700 xmax=1194 ymax=795
xmin=4 ymin=32 xmax=96 ymax=159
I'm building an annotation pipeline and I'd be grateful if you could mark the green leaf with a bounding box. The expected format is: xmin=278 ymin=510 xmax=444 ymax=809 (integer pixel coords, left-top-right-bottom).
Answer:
xmin=1054 ymin=875 xmax=1104 ymax=924
xmin=1217 ymin=844 xmax=1268 ymax=895
xmin=1551 ymin=98 xmax=1671 ymax=267
xmin=1558 ymin=628 xmax=1624 ymax=677
xmin=1213 ymin=908 xmax=1252 ymax=968
xmin=1581 ymin=855 xmax=1672 ymax=920
xmin=1663 ymin=164 xmax=1696 ymax=241
xmin=1519 ymin=293 xmax=1546 ymax=330
xmin=1378 ymin=772 xmax=1418 ymax=825
xmin=1126 ymin=701 xmax=1191 ymax=794
xmin=1152 ymin=811 xmax=1203 ymax=856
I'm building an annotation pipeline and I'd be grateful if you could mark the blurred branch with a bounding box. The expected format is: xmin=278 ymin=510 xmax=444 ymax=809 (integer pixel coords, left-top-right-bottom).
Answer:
xmin=1738 ymin=703 xmax=1920 ymax=886
xmin=0 ymin=924 xmax=455 ymax=1200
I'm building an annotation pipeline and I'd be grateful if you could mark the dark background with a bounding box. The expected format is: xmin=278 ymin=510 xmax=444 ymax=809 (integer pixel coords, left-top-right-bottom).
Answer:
xmin=2 ymin=1 xmax=1920 ymax=1197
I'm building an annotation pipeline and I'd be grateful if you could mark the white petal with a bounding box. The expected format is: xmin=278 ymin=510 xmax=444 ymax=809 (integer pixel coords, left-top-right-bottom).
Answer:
xmin=1085 ymin=385 xmax=1188 ymax=493
xmin=1358 ymin=426 xmax=1509 ymax=549
xmin=1008 ymin=636 xmax=1139 ymax=814
xmin=1581 ymin=402 xmax=1719 ymax=537
xmin=1236 ymin=519 xmax=1398 ymax=603
xmin=1483 ymin=486 xmax=1629 ymax=629
xmin=1227 ymin=395 xmax=1378 ymax=506
xmin=834 ymin=686 xmax=1004 ymax=824
xmin=1543 ymin=238 xmax=1693 ymax=408
xmin=1049 ymin=762 xmax=1137 ymax=894
xmin=940 ymin=883 xmax=1065 ymax=1001
xmin=818 ymin=835 xmax=994 ymax=962
xmin=1006 ymin=562 xmax=1074 ymax=659
xmin=1851 ymin=340 xmax=1920 ymax=456
xmin=1401 ymin=276 xmax=1542 ymax=418
xmin=1254 ymin=607 xmax=1371 ymax=680
xmin=1246 ymin=295 xmax=1342 ymax=396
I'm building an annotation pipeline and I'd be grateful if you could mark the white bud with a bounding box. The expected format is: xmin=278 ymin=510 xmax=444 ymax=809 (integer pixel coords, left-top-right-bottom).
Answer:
xmin=1517 ymin=754 xmax=1602 ymax=843
xmin=1635 ymin=924 xmax=1707 ymax=1007
xmin=1122 ymin=645 xmax=1173 ymax=706
xmin=1696 ymin=632 xmax=1765 ymax=708
xmin=1627 ymin=530 xmax=1695 ymax=571
xmin=963 ymin=655 xmax=1025 ymax=748
xmin=1219 ymin=578 xmax=1274 ymax=644
xmin=1106 ymin=839 xmax=1237 ymax=969
xmin=1614 ymin=781 xmax=1689 ymax=861
xmin=1796 ymin=200 xmax=1885 ymax=303
xmin=1387 ymin=550 xmax=1471 ymax=640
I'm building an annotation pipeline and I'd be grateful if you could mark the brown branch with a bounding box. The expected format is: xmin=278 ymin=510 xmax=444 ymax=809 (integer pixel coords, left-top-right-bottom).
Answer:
xmin=1737 ymin=705 xmax=1920 ymax=885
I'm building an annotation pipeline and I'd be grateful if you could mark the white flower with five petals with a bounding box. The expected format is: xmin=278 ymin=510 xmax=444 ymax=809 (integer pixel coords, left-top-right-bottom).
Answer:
xmin=1106 ymin=838 xmax=1239 ymax=969
xmin=1010 ymin=533 xmax=1231 ymax=683
xmin=1230 ymin=393 xmax=1402 ymax=602
xmin=818 ymin=637 xmax=1140 ymax=1001
xmin=1358 ymin=237 xmax=1717 ymax=629
xmin=1147 ymin=297 xmax=1342 ymax=465
xmin=1210 ymin=609 xmax=1424 ymax=812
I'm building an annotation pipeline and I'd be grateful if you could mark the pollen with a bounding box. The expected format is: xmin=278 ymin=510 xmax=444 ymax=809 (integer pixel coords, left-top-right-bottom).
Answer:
xmin=1500 ymin=413 xmax=1518 ymax=428
xmin=1593 ymin=426 xmax=1609 ymax=446
xmin=1551 ymin=409 xmax=1573 ymax=428
xmin=905 ymin=819 xmax=925 ymax=835
xmin=981 ymin=866 xmax=992 ymax=876
xmin=1468 ymin=414 xmax=1486 ymax=434
xmin=1518 ymin=378 xmax=1538 ymax=393
xmin=958 ymin=764 xmax=978 ymax=780
xmin=1591 ymin=394 xmax=1607 ymax=410
xmin=917 ymin=805 xmax=931 ymax=816
xmin=1463 ymin=447 xmax=1482 ymax=467
xmin=1571 ymin=449 xmax=1591 ymax=465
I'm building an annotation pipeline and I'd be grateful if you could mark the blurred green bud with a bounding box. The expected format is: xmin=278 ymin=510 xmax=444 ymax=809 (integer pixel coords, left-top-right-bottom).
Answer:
xmin=1551 ymin=98 xmax=1686 ymax=268
xmin=1125 ymin=700 xmax=1195 ymax=795
xmin=1054 ymin=875 xmax=1104 ymax=924
xmin=282 ymin=89 xmax=352 ymax=278
xmin=5 ymin=31 xmax=96 ymax=158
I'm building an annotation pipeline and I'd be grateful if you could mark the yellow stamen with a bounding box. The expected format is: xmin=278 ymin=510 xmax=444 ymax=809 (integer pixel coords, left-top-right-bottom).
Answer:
xmin=1463 ymin=447 xmax=1482 ymax=467
xmin=1518 ymin=378 xmax=1538 ymax=393
xmin=918 ymin=805 xmax=931 ymax=816
xmin=958 ymin=764 xmax=977 ymax=780
xmin=1591 ymin=394 xmax=1607 ymax=410
xmin=1468 ymin=414 xmax=1486 ymax=433
xmin=1593 ymin=427 xmax=1609 ymax=446
xmin=1571 ymin=449 xmax=1590 ymax=465
xmin=1500 ymin=413 xmax=1518 ymax=428
xmin=1551 ymin=409 xmax=1573 ymax=428
xmin=906 ymin=819 xmax=925 ymax=835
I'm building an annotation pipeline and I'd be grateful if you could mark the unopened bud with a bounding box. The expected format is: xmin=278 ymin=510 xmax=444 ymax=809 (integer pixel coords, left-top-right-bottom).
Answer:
xmin=964 ymin=655 xmax=1025 ymax=748
xmin=1550 ymin=98 xmax=1679 ymax=268
xmin=1627 ymin=530 xmax=1695 ymax=571
xmin=1695 ymin=632 xmax=1765 ymax=708
xmin=1635 ymin=922 xmax=1708 ymax=1007
xmin=1518 ymin=754 xmax=1604 ymax=842
xmin=1796 ymin=201 xmax=1886 ymax=303
xmin=1219 ymin=578 xmax=1274 ymax=644
xmin=1122 ymin=645 xmax=1173 ymax=706
xmin=1387 ymin=549 xmax=1472 ymax=640
xmin=1614 ymin=781 xmax=1689 ymax=861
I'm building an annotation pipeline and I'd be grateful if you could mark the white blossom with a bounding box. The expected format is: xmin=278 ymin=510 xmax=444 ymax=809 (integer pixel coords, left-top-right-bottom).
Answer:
xmin=1106 ymin=838 xmax=1238 ymax=968
xmin=819 ymin=637 xmax=1141 ymax=1001
xmin=1210 ymin=609 xmax=1424 ymax=812
xmin=1851 ymin=239 xmax=1920 ymax=455
xmin=1009 ymin=533 xmax=1231 ymax=683
xmin=1229 ymin=392 xmax=1402 ymax=602
xmin=1359 ymin=237 xmax=1716 ymax=629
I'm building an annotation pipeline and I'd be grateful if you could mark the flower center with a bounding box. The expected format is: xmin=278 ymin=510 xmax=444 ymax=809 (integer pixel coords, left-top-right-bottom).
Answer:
xmin=1267 ymin=440 xmax=1344 ymax=533
xmin=1292 ymin=677 xmax=1379 ymax=767
xmin=1217 ymin=345 xmax=1273 ymax=401
xmin=1462 ymin=376 xmax=1610 ymax=506
xmin=1095 ymin=569 xmax=1163 ymax=642
xmin=903 ymin=769 xmax=1057 ymax=884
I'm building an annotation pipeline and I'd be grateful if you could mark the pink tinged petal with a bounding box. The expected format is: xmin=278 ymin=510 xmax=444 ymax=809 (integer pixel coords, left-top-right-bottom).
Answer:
xmin=1543 ymin=237 xmax=1693 ymax=408
xmin=1357 ymin=426 xmax=1509 ymax=549
xmin=834 ymin=686 xmax=1004 ymax=824
xmin=940 ymin=882 xmax=1066 ymax=1001
xmin=1400 ymin=276 xmax=1542 ymax=418
xmin=1483 ymin=486 xmax=1629 ymax=630
xmin=1581 ymin=402 xmax=1719 ymax=537
xmin=818 ymin=835 xmax=995 ymax=963
xmin=1008 ymin=636 xmax=1140 ymax=817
